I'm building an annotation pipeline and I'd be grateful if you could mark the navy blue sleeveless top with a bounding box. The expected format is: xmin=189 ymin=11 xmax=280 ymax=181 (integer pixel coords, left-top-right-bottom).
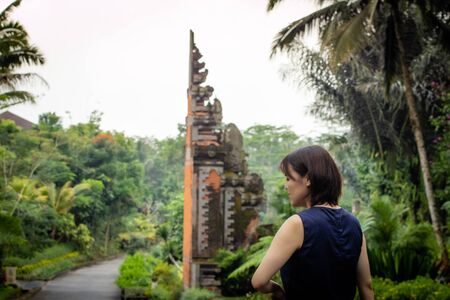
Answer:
xmin=280 ymin=207 xmax=362 ymax=300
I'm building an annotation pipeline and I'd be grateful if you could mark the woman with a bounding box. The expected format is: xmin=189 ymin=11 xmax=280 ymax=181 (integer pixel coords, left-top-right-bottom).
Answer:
xmin=251 ymin=145 xmax=373 ymax=300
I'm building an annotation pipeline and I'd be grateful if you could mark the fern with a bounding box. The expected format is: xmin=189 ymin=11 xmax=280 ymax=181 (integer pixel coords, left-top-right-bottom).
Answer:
xmin=228 ymin=236 xmax=273 ymax=279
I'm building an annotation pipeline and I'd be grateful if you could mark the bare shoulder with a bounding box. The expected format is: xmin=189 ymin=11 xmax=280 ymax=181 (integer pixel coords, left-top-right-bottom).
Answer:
xmin=285 ymin=214 xmax=303 ymax=228
xmin=277 ymin=214 xmax=303 ymax=237
xmin=276 ymin=214 xmax=304 ymax=250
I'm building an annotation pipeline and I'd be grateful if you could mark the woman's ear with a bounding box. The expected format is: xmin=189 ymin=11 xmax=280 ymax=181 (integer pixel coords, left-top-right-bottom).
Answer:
xmin=305 ymin=176 xmax=311 ymax=187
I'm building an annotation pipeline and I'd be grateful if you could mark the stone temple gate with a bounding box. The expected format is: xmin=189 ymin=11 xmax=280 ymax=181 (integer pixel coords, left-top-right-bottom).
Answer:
xmin=183 ymin=31 xmax=266 ymax=289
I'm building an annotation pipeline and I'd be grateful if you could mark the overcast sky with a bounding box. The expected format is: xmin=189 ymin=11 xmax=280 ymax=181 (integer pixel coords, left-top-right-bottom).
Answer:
xmin=5 ymin=0 xmax=333 ymax=139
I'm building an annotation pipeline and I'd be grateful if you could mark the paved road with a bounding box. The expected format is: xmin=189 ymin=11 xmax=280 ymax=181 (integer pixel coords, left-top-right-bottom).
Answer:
xmin=31 ymin=257 xmax=124 ymax=300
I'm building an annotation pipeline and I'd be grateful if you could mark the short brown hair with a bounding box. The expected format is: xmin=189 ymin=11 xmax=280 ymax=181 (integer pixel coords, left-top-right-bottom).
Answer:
xmin=280 ymin=145 xmax=342 ymax=206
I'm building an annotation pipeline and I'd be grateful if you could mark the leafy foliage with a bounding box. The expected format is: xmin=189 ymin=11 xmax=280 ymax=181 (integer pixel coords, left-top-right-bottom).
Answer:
xmin=180 ymin=288 xmax=217 ymax=300
xmin=270 ymin=0 xmax=450 ymax=264
xmin=243 ymin=125 xmax=307 ymax=224
xmin=3 ymin=243 xmax=87 ymax=280
xmin=0 ymin=0 xmax=46 ymax=109
xmin=0 ymin=285 xmax=21 ymax=300
xmin=212 ymin=236 xmax=279 ymax=297
xmin=145 ymin=261 xmax=182 ymax=300
xmin=212 ymin=248 xmax=254 ymax=296
xmin=228 ymin=236 xmax=273 ymax=280
xmin=429 ymin=89 xmax=450 ymax=236
xmin=364 ymin=276 xmax=450 ymax=300
xmin=117 ymin=252 xmax=182 ymax=300
xmin=116 ymin=252 xmax=158 ymax=289
xmin=363 ymin=195 xmax=438 ymax=281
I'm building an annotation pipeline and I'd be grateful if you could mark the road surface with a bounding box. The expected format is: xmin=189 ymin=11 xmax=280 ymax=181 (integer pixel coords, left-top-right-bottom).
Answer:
xmin=30 ymin=256 xmax=123 ymax=300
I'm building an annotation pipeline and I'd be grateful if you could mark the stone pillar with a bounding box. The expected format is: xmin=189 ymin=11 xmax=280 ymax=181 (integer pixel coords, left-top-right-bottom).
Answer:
xmin=183 ymin=31 xmax=265 ymax=290
xmin=182 ymin=30 xmax=195 ymax=289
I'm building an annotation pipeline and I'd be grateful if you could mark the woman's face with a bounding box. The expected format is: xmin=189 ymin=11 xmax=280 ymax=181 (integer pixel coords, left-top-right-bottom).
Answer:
xmin=284 ymin=164 xmax=311 ymax=208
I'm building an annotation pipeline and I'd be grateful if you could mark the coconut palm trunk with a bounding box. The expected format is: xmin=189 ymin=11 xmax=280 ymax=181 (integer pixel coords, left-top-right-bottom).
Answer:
xmin=363 ymin=95 xmax=384 ymax=158
xmin=392 ymin=5 xmax=449 ymax=268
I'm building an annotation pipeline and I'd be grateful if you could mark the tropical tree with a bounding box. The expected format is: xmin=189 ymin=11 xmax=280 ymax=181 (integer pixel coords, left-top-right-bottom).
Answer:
xmin=243 ymin=125 xmax=307 ymax=199
xmin=4 ymin=177 xmax=42 ymax=216
xmin=0 ymin=0 xmax=46 ymax=109
xmin=38 ymin=181 xmax=91 ymax=215
xmin=37 ymin=181 xmax=91 ymax=239
xmin=268 ymin=0 xmax=450 ymax=266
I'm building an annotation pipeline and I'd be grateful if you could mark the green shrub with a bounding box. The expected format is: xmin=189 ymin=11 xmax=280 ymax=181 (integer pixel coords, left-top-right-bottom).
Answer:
xmin=0 ymin=285 xmax=21 ymax=300
xmin=5 ymin=243 xmax=86 ymax=280
xmin=16 ymin=251 xmax=86 ymax=280
xmin=146 ymin=261 xmax=182 ymax=300
xmin=212 ymin=237 xmax=278 ymax=297
xmin=181 ymin=288 xmax=217 ymax=300
xmin=116 ymin=252 xmax=159 ymax=289
xmin=4 ymin=244 xmax=79 ymax=281
xmin=365 ymin=196 xmax=438 ymax=281
xmin=24 ymin=260 xmax=73 ymax=280
xmin=4 ymin=244 xmax=75 ymax=267
xmin=117 ymin=252 xmax=182 ymax=300
xmin=212 ymin=248 xmax=254 ymax=296
xmin=245 ymin=293 xmax=272 ymax=300
xmin=357 ymin=277 xmax=450 ymax=300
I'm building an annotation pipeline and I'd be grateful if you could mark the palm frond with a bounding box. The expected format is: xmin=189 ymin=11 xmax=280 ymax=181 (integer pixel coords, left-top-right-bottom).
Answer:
xmin=0 ymin=72 xmax=48 ymax=90
xmin=0 ymin=48 xmax=46 ymax=71
xmin=384 ymin=15 xmax=400 ymax=94
xmin=325 ymin=0 xmax=380 ymax=68
xmin=0 ymin=37 xmax=28 ymax=52
xmin=0 ymin=0 xmax=22 ymax=22
xmin=267 ymin=0 xmax=284 ymax=12
xmin=57 ymin=182 xmax=75 ymax=214
xmin=271 ymin=1 xmax=348 ymax=57
xmin=42 ymin=183 xmax=56 ymax=204
xmin=0 ymin=90 xmax=35 ymax=108
xmin=0 ymin=22 xmax=27 ymax=42
xmin=73 ymin=182 xmax=91 ymax=195
xmin=35 ymin=188 xmax=47 ymax=202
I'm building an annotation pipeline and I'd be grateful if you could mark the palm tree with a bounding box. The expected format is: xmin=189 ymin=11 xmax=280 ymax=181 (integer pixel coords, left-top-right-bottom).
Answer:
xmin=37 ymin=181 xmax=90 ymax=239
xmin=38 ymin=181 xmax=91 ymax=215
xmin=0 ymin=0 xmax=46 ymax=109
xmin=267 ymin=0 xmax=450 ymax=266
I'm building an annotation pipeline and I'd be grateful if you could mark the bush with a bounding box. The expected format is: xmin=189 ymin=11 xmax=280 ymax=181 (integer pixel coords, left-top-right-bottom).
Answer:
xmin=181 ymin=288 xmax=217 ymax=300
xmin=0 ymin=285 xmax=21 ymax=300
xmin=212 ymin=248 xmax=254 ymax=296
xmin=146 ymin=261 xmax=182 ymax=300
xmin=211 ymin=237 xmax=277 ymax=297
xmin=4 ymin=244 xmax=86 ymax=280
xmin=364 ymin=195 xmax=438 ymax=281
xmin=116 ymin=252 xmax=158 ymax=289
xmin=15 ymin=251 xmax=86 ymax=280
xmin=4 ymin=243 xmax=75 ymax=267
xmin=357 ymin=277 xmax=450 ymax=300
xmin=117 ymin=252 xmax=182 ymax=300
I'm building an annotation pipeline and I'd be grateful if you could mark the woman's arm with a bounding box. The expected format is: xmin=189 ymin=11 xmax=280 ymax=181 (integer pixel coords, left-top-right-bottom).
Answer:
xmin=356 ymin=235 xmax=374 ymax=300
xmin=251 ymin=215 xmax=304 ymax=296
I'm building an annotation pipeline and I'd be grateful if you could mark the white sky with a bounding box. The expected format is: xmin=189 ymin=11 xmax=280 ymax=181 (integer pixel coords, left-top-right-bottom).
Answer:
xmin=5 ymin=0 xmax=334 ymax=139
